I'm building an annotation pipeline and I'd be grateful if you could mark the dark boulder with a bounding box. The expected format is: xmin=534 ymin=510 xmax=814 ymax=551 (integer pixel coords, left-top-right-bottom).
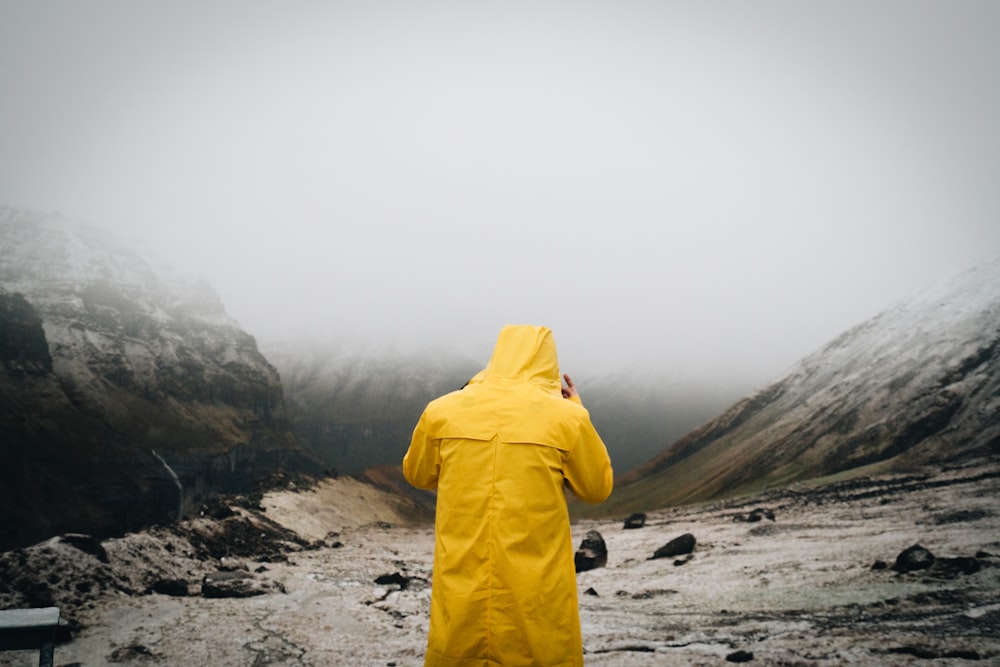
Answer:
xmin=933 ymin=556 xmax=981 ymax=578
xmin=374 ymin=572 xmax=411 ymax=590
xmin=623 ymin=513 xmax=647 ymax=529
xmin=726 ymin=649 xmax=754 ymax=662
xmin=650 ymin=533 xmax=696 ymax=560
xmin=152 ymin=578 xmax=189 ymax=597
xmin=574 ymin=530 xmax=608 ymax=572
xmin=733 ymin=508 xmax=775 ymax=523
xmin=892 ymin=544 xmax=934 ymax=573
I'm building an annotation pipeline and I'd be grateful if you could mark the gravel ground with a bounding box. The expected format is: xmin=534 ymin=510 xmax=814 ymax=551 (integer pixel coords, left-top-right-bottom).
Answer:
xmin=1 ymin=460 xmax=999 ymax=666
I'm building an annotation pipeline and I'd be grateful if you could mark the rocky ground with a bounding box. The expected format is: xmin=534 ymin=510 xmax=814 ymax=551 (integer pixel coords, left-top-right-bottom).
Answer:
xmin=1 ymin=459 xmax=999 ymax=666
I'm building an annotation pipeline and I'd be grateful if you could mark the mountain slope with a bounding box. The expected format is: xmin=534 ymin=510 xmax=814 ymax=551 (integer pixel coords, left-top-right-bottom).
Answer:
xmin=261 ymin=336 xmax=482 ymax=475
xmin=0 ymin=208 xmax=321 ymax=549
xmin=590 ymin=258 xmax=1000 ymax=516
xmin=575 ymin=370 xmax=753 ymax=475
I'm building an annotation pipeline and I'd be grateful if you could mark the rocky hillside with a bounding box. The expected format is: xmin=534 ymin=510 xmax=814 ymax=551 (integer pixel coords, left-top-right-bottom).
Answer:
xmin=593 ymin=258 xmax=1000 ymax=516
xmin=260 ymin=337 xmax=482 ymax=475
xmin=0 ymin=208 xmax=322 ymax=550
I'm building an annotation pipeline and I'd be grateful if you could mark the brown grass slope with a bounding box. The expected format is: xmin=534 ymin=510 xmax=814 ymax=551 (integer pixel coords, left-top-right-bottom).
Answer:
xmin=576 ymin=259 xmax=1000 ymax=519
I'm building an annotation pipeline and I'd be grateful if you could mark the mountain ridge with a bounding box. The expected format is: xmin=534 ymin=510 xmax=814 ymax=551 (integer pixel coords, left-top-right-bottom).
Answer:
xmin=5 ymin=205 xmax=997 ymax=546
xmin=260 ymin=334 xmax=750 ymax=478
xmin=587 ymin=257 xmax=1000 ymax=516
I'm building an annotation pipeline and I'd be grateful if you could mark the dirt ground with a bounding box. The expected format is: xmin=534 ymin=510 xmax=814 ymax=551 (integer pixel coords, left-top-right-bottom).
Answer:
xmin=1 ymin=460 xmax=999 ymax=666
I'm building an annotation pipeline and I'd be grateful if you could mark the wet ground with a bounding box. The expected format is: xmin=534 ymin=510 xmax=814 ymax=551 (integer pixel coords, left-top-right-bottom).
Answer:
xmin=1 ymin=459 xmax=998 ymax=666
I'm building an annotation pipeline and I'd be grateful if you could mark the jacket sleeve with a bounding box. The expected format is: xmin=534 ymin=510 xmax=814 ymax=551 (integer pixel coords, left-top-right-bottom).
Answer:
xmin=402 ymin=410 xmax=440 ymax=490
xmin=563 ymin=410 xmax=614 ymax=504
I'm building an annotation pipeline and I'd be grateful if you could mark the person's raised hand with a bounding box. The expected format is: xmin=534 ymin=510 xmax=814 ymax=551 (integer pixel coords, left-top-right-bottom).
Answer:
xmin=561 ymin=374 xmax=579 ymax=399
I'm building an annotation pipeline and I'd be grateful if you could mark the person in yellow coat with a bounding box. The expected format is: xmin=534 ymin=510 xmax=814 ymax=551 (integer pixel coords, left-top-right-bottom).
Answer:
xmin=403 ymin=324 xmax=614 ymax=667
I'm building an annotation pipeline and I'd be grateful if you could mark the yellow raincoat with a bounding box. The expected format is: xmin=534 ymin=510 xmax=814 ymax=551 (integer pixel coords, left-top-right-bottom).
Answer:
xmin=403 ymin=325 xmax=613 ymax=667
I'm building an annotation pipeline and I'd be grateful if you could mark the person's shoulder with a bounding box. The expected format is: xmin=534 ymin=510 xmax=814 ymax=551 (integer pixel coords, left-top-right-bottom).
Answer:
xmin=542 ymin=391 xmax=592 ymax=420
xmin=426 ymin=386 xmax=469 ymax=411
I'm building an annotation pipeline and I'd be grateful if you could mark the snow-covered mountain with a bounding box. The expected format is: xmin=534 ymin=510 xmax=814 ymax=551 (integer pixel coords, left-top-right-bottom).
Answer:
xmin=0 ymin=207 xmax=320 ymax=550
xmin=598 ymin=258 xmax=1000 ymax=516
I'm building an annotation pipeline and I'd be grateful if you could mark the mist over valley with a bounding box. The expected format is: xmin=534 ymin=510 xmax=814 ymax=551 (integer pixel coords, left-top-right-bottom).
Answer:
xmin=262 ymin=333 xmax=755 ymax=477
xmin=2 ymin=208 xmax=999 ymax=664
xmin=3 ymin=208 xmax=998 ymax=533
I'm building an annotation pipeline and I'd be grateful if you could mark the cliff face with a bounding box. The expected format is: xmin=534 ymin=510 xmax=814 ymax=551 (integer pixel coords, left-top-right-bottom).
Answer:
xmin=0 ymin=291 xmax=53 ymax=372
xmin=0 ymin=208 xmax=321 ymax=550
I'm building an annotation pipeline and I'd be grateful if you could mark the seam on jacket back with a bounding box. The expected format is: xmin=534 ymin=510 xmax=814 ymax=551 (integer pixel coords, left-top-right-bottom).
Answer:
xmin=486 ymin=433 xmax=499 ymax=664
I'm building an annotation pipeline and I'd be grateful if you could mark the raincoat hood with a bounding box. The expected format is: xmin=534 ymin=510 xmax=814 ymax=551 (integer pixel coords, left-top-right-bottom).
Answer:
xmin=476 ymin=324 xmax=562 ymax=394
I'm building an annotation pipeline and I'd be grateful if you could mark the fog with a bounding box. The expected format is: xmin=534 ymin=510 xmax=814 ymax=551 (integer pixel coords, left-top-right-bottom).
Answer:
xmin=2 ymin=1 xmax=999 ymax=381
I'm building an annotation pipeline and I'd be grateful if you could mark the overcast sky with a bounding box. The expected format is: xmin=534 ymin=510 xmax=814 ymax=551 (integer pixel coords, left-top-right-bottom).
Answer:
xmin=2 ymin=1 xmax=999 ymax=381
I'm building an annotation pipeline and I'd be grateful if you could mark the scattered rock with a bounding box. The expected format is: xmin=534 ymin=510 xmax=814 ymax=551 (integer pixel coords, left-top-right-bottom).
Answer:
xmin=726 ymin=649 xmax=754 ymax=662
xmin=201 ymin=571 xmax=284 ymax=598
xmin=879 ymin=548 xmax=979 ymax=577
xmin=218 ymin=557 xmax=249 ymax=572
xmin=374 ymin=572 xmax=411 ymax=590
xmin=650 ymin=533 xmax=696 ymax=560
xmin=629 ymin=589 xmax=677 ymax=600
xmin=151 ymin=578 xmax=189 ymax=597
xmin=109 ymin=644 xmax=157 ymax=662
xmin=3 ymin=455 xmax=997 ymax=665
xmin=575 ymin=530 xmax=608 ymax=572
xmin=747 ymin=523 xmax=780 ymax=538
xmin=933 ymin=556 xmax=981 ymax=578
xmin=623 ymin=513 xmax=647 ymax=529
xmin=946 ymin=650 xmax=982 ymax=660
xmin=892 ymin=544 xmax=934 ymax=573
xmin=733 ymin=508 xmax=775 ymax=523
